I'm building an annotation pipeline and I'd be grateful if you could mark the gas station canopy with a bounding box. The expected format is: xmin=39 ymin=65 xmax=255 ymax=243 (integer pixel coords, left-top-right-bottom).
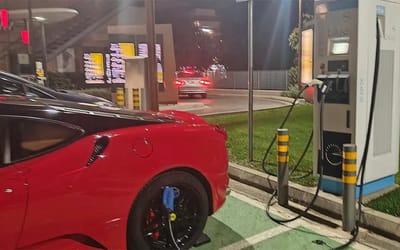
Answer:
xmin=8 ymin=8 xmax=79 ymax=24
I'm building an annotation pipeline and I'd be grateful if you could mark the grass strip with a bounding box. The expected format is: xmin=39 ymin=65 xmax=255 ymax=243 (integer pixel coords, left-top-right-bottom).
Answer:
xmin=204 ymin=104 xmax=400 ymax=216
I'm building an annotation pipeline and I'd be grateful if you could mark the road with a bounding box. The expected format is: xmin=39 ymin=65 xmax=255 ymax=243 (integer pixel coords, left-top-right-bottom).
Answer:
xmin=160 ymin=89 xmax=293 ymax=116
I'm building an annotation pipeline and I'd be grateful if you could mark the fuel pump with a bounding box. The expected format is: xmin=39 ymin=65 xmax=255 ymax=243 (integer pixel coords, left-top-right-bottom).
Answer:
xmin=313 ymin=0 xmax=400 ymax=196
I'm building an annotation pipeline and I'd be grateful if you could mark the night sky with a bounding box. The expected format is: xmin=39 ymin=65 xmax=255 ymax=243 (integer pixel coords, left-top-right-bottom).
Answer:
xmin=156 ymin=0 xmax=312 ymax=71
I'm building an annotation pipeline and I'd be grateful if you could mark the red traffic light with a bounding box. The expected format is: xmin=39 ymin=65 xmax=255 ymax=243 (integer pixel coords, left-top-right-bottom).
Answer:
xmin=21 ymin=30 xmax=30 ymax=45
xmin=0 ymin=9 xmax=9 ymax=29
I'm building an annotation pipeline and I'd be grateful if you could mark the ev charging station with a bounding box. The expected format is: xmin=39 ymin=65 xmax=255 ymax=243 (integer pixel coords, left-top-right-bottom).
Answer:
xmin=312 ymin=0 xmax=400 ymax=196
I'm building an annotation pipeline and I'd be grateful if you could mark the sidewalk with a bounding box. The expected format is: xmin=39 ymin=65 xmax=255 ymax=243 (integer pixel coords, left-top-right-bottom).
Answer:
xmin=159 ymin=102 xmax=205 ymax=112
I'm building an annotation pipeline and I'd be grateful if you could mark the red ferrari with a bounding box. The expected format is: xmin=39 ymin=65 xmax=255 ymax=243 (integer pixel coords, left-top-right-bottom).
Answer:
xmin=0 ymin=96 xmax=229 ymax=250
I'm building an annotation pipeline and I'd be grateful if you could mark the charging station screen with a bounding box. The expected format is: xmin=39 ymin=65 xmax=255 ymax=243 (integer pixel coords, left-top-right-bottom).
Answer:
xmin=330 ymin=41 xmax=349 ymax=55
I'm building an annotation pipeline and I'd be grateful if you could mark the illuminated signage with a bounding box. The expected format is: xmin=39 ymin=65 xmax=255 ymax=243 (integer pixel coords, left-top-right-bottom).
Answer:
xmin=83 ymin=42 xmax=163 ymax=85
xmin=138 ymin=43 xmax=164 ymax=84
xmin=110 ymin=43 xmax=135 ymax=84
xmin=84 ymin=53 xmax=105 ymax=84
xmin=301 ymin=29 xmax=313 ymax=84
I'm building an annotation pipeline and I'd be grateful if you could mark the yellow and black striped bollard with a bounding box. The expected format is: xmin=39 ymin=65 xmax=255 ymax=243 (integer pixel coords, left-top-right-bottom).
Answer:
xmin=277 ymin=128 xmax=289 ymax=207
xmin=132 ymin=88 xmax=141 ymax=110
xmin=342 ymin=144 xmax=357 ymax=232
xmin=116 ymin=88 xmax=125 ymax=107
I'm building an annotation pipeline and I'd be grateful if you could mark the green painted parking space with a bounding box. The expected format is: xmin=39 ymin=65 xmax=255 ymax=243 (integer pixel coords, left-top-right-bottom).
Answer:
xmin=243 ymin=226 xmax=350 ymax=250
xmin=197 ymin=195 xmax=278 ymax=249
xmin=196 ymin=192 xmax=356 ymax=250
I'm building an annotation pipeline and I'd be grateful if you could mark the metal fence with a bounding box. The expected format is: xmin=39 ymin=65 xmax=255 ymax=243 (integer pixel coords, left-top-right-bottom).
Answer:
xmin=212 ymin=70 xmax=288 ymax=90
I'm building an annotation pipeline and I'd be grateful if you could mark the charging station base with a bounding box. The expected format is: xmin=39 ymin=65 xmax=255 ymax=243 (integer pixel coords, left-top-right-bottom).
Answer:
xmin=321 ymin=175 xmax=395 ymax=198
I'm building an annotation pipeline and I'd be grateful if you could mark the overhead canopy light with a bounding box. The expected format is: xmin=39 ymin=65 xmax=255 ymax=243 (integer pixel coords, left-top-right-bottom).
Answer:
xmin=33 ymin=16 xmax=47 ymax=22
xmin=200 ymin=27 xmax=213 ymax=34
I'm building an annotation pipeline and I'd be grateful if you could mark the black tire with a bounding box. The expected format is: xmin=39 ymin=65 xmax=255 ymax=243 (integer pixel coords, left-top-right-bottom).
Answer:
xmin=201 ymin=93 xmax=207 ymax=99
xmin=127 ymin=171 xmax=209 ymax=250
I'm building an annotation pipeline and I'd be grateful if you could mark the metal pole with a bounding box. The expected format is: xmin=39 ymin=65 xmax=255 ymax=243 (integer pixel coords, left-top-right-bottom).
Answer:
xmin=298 ymin=0 xmax=302 ymax=85
xmin=27 ymin=0 xmax=33 ymax=55
xmin=40 ymin=22 xmax=48 ymax=86
xmin=145 ymin=0 xmax=159 ymax=111
xmin=277 ymin=128 xmax=289 ymax=207
xmin=248 ymin=0 xmax=254 ymax=161
xmin=342 ymin=144 xmax=357 ymax=232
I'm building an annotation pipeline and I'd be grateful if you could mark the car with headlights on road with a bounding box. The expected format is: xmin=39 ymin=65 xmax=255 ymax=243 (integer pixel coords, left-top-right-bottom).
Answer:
xmin=175 ymin=69 xmax=211 ymax=98
xmin=0 ymin=96 xmax=229 ymax=250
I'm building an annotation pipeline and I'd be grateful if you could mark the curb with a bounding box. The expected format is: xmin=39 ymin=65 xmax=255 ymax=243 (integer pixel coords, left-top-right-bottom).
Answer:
xmin=209 ymin=89 xmax=294 ymax=105
xmin=228 ymin=162 xmax=400 ymax=244
xmin=159 ymin=102 xmax=205 ymax=111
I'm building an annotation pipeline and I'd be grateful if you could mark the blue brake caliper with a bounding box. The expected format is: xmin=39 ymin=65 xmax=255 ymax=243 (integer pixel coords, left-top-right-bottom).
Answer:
xmin=162 ymin=186 xmax=175 ymax=211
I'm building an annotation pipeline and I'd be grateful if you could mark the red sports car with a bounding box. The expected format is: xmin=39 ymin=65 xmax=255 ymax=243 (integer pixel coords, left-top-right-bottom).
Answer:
xmin=0 ymin=96 xmax=229 ymax=250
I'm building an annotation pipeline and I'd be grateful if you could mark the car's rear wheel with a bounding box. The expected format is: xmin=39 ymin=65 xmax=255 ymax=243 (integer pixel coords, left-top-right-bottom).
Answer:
xmin=127 ymin=171 xmax=209 ymax=250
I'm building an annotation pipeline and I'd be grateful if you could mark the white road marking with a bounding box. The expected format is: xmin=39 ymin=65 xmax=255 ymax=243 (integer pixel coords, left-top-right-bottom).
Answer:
xmin=220 ymin=222 xmax=300 ymax=250
xmin=228 ymin=191 xmax=375 ymax=250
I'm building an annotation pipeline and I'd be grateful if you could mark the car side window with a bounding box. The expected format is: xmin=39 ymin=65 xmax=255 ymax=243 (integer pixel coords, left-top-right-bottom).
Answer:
xmin=26 ymin=86 xmax=52 ymax=99
xmin=9 ymin=118 xmax=82 ymax=162
xmin=0 ymin=76 xmax=24 ymax=95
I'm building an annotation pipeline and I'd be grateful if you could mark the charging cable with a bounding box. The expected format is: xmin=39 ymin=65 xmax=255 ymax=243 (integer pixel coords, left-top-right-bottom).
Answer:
xmin=261 ymin=83 xmax=313 ymax=177
xmin=163 ymin=186 xmax=181 ymax=250
xmin=266 ymin=81 xmax=329 ymax=223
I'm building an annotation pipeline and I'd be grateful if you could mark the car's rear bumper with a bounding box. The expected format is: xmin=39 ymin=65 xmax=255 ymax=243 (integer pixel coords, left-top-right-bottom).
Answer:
xmin=178 ymin=87 xmax=207 ymax=95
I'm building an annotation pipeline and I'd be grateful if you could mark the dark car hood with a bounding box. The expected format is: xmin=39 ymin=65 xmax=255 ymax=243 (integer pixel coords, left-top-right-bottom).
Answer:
xmin=51 ymin=90 xmax=110 ymax=104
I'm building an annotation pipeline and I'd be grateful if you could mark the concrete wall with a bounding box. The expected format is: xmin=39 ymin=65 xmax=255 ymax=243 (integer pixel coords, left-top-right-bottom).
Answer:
xmin=214 ymin=70 xmax=288 ymax=90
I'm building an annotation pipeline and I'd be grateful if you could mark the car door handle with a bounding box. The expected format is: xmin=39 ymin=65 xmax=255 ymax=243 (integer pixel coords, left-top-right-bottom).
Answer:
xmin=4 ymin=188 xmax=13 ymax=193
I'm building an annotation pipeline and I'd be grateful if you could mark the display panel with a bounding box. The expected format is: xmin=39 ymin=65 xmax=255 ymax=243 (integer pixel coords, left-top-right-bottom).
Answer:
xmin=84 ymin=53 xmax=105 ymax=84
xmin=301 ymin=29 xmax=313 ymax=84
xmin=329 ymin=37 xmax=350 ymax=55
xmin=110 ymin=42 xmax=135 ymax=84
xmin=138 ymin=43 xmax=164 ymax=84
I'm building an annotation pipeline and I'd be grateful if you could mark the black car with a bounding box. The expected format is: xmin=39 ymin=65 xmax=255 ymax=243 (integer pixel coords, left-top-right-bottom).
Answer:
xmin=0 ymin=71 xmax=116 ymax=108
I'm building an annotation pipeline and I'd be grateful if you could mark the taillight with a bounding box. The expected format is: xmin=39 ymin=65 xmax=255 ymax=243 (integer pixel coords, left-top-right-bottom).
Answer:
xmin=0 ymin=95 xmax=26 ymax=101
xmin=200 ymin=79 xmax=211 ymax=86
xmin=175 ymin=80 xmax=185 ymax=87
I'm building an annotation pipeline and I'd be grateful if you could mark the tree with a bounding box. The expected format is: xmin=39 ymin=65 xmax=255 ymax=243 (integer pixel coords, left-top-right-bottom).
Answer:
xmin=288 ymin=27 xmax=299 ymax=88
